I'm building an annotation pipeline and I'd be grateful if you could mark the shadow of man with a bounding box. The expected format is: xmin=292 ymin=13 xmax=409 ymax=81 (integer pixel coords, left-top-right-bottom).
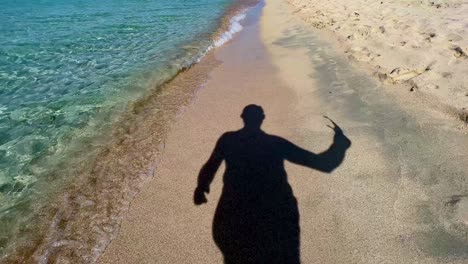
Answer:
xmin=194 ymin=104 xmax=351 ymax=264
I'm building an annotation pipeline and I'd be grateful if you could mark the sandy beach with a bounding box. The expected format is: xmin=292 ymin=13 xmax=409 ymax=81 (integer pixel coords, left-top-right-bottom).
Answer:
xmin=5 ymin=0 xmax=468 ymax=262
xmin=288 ymin=0 xmax=468 ymax=117
xmin=97 ymin=0 xmax=468 ymax=263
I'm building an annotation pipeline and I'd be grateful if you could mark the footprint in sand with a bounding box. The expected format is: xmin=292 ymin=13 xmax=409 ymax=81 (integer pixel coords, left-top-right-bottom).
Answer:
xmin=446 ymin=33 xmax=463 ymax=42
xmin=388 ymin=67 xmax=427 ymax=83
xmin=449 ymin=45 xmax=467 ymax=58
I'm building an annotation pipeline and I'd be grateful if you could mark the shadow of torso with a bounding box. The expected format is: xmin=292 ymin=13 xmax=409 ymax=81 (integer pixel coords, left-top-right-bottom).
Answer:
xmin=196 ymin=111 xmax=351 ymax=264
xmin=213 ymin=130 xmax=300 ymax=264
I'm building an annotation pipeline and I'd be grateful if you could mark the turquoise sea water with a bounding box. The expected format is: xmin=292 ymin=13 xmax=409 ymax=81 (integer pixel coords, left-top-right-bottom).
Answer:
xmin=0 ymin=0 xmax=234 ymax=257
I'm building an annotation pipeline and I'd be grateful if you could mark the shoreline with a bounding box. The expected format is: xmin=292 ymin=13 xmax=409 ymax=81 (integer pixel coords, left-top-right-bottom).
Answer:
xmin=99 ymin=0 xmax=468 ymax=263
xmin=4 ymin=0 xmax=468 ymax=262
xmin=0 ymin=1 xmax=256 ymax=262
xmin=98 ymin=2 xmax=305 ymax=262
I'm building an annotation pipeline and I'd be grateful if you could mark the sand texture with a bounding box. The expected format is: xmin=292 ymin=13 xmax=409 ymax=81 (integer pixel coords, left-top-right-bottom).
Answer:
xmin=98 ymin=0 xmax=468 ymax=263
xmin=288 ymin=0 xmax=468 ymax=112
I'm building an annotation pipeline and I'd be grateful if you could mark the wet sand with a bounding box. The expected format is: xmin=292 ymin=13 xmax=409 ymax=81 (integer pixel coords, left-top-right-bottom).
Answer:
xmin=99 ymin=3 xmax=303 ymax=263
xmin=99 ymin=0 xmax=468 ymax=263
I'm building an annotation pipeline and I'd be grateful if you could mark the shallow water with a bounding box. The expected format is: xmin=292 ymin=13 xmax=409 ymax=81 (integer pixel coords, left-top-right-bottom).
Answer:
xmin=0 ymin=0 xmax=236 ymax=257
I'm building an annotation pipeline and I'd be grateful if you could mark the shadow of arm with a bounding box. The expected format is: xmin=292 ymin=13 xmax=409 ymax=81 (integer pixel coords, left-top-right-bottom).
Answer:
xmin=197 ymin=148 xmax=223 ymax=192
xmin=285 ymin=121 xmax=351 ymax=173
xmin=194 ymin=135 xmax=225 ymax=204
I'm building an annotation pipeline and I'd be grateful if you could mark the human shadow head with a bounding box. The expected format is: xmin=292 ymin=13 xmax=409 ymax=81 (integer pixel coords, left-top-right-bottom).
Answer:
xmin=241 ymin=104 xmax=265 ymax=130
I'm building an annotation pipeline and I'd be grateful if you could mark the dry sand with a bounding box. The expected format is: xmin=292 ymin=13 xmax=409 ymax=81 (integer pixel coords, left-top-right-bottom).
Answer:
xmin=98 ymin=2 xmax=354 ymax=263
xmin=98 ymin=0 xmax=468 ymax=263
xmin=288 ymin=0 xmax=468 ymax=114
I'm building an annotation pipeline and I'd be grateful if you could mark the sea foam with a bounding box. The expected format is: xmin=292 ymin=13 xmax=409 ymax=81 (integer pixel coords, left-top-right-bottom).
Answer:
xmin=195 ymin=9 xmax=249 ymax=64
xmin=214 ymin=12 xmax=247 ymax=47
